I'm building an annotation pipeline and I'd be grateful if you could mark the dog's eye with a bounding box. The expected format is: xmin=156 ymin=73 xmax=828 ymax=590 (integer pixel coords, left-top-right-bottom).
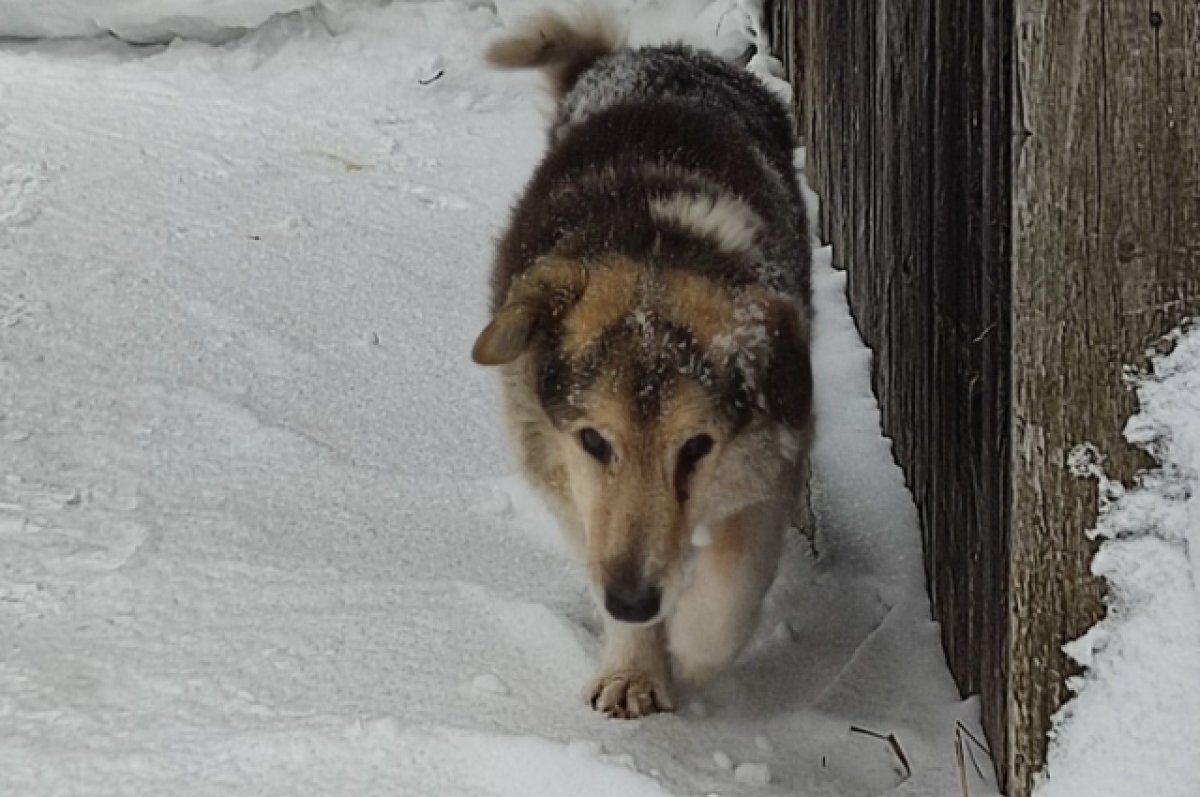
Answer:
xmin=578 ymin=427 xmax=612 ymax=463
xmin=674 ymin=434 xmax=714 ymax=503
xmin=679 ymin=434 xmax=714 ymax=464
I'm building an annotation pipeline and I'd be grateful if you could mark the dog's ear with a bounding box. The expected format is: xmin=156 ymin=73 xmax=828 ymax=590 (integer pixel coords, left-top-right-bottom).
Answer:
xmin=761 ymin=297 xmax=813 ymax=429
xmin=471 ymin=259 xmax=589 ymax=365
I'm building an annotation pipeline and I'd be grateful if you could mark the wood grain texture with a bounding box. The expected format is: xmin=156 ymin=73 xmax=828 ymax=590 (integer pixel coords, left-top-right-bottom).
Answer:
xmin=1010 ymin=0 xmax=1200 ymax=791
xmin=773 ymin=0 xmax=1014 ymax=787
xmin=772 ymin=0 xmax=1198 ymax=792
xmin=768 ymin=0 xmax=804 ymax=125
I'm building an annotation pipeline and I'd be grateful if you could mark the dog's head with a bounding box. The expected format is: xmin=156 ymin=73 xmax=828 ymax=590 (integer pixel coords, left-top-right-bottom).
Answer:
xmin=473 ymin=256 xmax=812 ymax=625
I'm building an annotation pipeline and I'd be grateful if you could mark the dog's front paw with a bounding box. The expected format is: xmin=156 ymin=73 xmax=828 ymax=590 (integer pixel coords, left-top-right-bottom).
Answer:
xmin=586 ymin=669 xmax=674 ymax=718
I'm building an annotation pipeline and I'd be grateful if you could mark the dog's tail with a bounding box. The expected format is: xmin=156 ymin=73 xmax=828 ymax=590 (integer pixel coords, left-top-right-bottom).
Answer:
xmin=485 ymin=8 xmax=625 ymax=100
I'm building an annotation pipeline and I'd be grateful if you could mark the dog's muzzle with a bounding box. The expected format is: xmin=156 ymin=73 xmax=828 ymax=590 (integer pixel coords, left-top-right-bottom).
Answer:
xmin=604 ymin=581 xmax=662 ymax=624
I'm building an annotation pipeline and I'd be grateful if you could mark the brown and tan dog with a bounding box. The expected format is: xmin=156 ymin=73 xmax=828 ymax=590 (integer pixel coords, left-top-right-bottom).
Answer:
xmin=472 ymin=8 xmax=813 ymax=718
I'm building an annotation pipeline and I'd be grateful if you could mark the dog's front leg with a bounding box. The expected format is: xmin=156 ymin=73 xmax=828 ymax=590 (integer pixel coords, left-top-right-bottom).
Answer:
xmin=586 ymin=618 xmax=674 ymax=718
xmin=667 ymin=500 xmax=788 ymax=688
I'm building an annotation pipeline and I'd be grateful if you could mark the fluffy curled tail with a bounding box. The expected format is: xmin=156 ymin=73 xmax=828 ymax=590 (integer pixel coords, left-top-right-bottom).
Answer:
xmin=485 ymin=8 xmax=625 ymax=99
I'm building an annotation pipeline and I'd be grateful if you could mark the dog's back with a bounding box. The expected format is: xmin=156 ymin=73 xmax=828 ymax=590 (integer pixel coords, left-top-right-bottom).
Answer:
xmin=484 ymin=11 xmax=810 ymax=317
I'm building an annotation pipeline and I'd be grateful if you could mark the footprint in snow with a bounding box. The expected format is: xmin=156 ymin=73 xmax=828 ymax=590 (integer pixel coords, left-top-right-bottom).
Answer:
xmin=0 ymin=162 xmax=50 ymax=229
xmin=405 ymin=183 xmax=469 ymax=211
xmin=253 ymin=214 xmax=310 ymax=238
xmin=1 ymin=473 xmax=149 ymax=575
xmin=0 ymin=293 xmax=47 ymax=329
xmin=470 ymin=673 xmax=510 ymax=697
xmin=733 ymin=762 xmax=772 ymax=786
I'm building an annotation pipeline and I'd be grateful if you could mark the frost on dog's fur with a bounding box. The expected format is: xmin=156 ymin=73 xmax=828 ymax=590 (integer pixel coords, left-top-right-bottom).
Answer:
xmin=473 ymin=7 xmax=812 ymax=718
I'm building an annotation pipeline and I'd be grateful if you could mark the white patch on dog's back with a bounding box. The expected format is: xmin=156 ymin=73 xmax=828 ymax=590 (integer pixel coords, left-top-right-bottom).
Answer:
xmin=649 ymin=191 xmax=762 ymax=256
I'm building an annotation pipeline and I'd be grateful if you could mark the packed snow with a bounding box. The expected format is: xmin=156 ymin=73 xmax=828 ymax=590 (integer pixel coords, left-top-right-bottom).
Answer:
xmin=1 ymin=1 xmax=995 ymax=795
xmin=1037 ymin=326 xmax=1200 ymax=797
xmin=0 ymin=0 xmax=321 ymax=41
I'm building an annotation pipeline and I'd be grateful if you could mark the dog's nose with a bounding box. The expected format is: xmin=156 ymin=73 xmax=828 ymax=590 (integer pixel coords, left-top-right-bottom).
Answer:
xmin=604 ymin=582 xmax=662 ymax=623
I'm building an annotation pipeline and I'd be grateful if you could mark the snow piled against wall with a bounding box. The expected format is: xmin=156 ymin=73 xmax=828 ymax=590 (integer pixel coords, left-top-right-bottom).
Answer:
xmin=0 ymin=0 xmax=316 ymax=40
xmin=1037 ymin=324 xmax=1200 ymax=797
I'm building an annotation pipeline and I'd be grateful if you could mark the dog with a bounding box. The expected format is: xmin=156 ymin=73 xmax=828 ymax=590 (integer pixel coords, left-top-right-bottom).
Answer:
xmin=471 ymin=8 xmax=813 ymax=718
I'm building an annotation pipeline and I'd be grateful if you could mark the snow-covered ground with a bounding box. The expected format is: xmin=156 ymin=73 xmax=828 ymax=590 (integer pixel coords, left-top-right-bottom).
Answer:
xmin=0 ymin=0 xmax=321 ymax=41
xmin=0 ymin=3 xmax=995 ymax=795
xmin=1037 ymin=327 xmax=1200 ymax=797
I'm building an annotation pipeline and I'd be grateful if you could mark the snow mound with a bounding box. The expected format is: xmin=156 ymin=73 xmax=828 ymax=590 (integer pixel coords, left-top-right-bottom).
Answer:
xmin=1037 ymin=325 xmax=1200 ymax=797
xmin=2 ymin=0 xmax=762 ymax=47
xmin=0 ymin=0 xmax=322 ymax=41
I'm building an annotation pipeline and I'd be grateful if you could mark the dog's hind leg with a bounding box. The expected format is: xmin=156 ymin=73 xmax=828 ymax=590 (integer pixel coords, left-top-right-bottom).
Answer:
xmin=586 ymin=619 xmax=674 ymax=718
xmin=667 ymin=500 xmax=788 ymax=687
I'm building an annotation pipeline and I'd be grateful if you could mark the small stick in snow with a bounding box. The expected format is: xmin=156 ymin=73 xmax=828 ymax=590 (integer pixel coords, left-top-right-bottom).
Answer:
xmin=849 ymin=725 xmax=886 ymax=740
xmin=311 ymin=151 xmax=369 ymax=172
xmin=418 ymin=70 xmax=445 ymax=86
xmin=954 ymin=721 xmax=992 ymax=757
xmin=713 ymin=8 xmax=733 ymax=37
xmin=848 ymin=725 xmax=912 ymax=780
xmin=965 ymin=743 xmax=986 ymax=782
xmin=954 ymin=721 xmax=991 ymax=780
xmin=955 ymin=731 xmax=969 ymax=797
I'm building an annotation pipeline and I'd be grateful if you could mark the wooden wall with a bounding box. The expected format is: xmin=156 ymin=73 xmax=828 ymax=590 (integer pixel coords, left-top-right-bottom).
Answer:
xmin=771 ymin=0 xmax=1200 ymax=793
xmin=767 ymin=0 xmax=803 ymax=123
xmin=780 ymin=0 xmax=1015 ymax=787
xmin=1009 ymin=1 xmax=1200 ymax=789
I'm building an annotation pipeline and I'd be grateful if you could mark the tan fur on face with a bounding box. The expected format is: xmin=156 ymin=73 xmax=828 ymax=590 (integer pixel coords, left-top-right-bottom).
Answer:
xmin=659 ymin=271 xmax=742 ymax=347
xmin=486 ymin=255 xmax=811 ymax=626
xmin=658 ymin=271 xmax=806 ymax=355
xmin=560 ymin=259 xmax=803 ymax=358
xmin=557 ymin=375 xmax=727 ymax=613
xmin=559 ymin=259 xmax=640 ymax=358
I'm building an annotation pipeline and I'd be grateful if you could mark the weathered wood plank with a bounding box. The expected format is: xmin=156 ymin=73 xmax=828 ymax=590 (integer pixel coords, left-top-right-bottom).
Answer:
xmin=1009 ymin=0 xmax=1200 ymax=792
xmin=769 ymin=0 xmax=804 ymax=125
xmin=927 ymin=4 xmax=1014 ymax=777
xmin=808 ymin=0 xmax=850 ymax=252
xmin=777 ymin=0 xmax=1012 ymax=788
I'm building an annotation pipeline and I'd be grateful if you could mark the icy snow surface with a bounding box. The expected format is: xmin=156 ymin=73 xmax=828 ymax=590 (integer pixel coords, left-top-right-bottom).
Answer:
xmin=0 ymin=3 xmax=994 ymax=795
xmin=1037 ymin=327 xmax=1200 ymax=797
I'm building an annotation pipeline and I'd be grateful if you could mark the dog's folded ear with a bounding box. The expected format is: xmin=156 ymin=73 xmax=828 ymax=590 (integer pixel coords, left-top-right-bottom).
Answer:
xmin=471 ymin=259 xmax=589 ymax=366
xmin=761 ymin=298 xmax=814 ymax=430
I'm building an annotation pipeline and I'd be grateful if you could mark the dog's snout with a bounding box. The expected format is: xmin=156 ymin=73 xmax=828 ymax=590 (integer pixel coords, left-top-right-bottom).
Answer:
xmin=604 ymin=579 xmax=662 ymax=624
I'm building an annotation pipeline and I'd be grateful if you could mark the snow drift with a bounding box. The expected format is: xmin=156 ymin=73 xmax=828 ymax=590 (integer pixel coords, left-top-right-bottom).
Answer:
xmin=1037 ymin=325 xmax=1200 ymax=797
xmin=0 ymin=0 xmax=327 ymax=41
